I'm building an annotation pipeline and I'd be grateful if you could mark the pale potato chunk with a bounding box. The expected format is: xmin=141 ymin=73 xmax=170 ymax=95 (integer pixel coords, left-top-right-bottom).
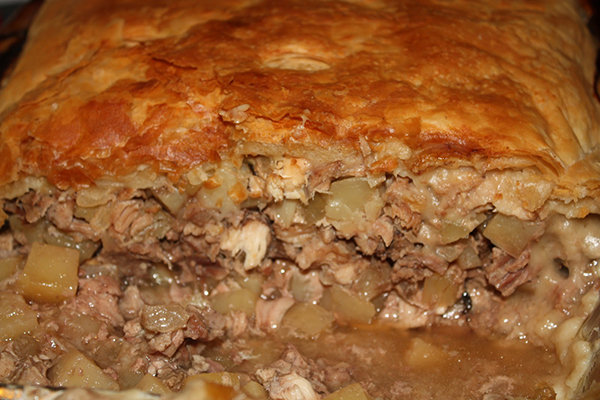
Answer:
xmin=422 ymin=273 xmax=460 ymax=312
xmin=326 ymin=178 xmax=377 ymax=222
xmin=270 ymin=199 xmax=298 ymax=228
xmin=456 ymin=246 xmax=482 ymax=270
xmin=184 ymin=372 xmax=243 ymax=388
xmin=135 ymin=373 xmax=171 ymax=395
xmin=242 ymin=381 xmax=269 ymax=399
xmin=353 ymin=267 xmax=390 ymax=301
xmin=0 ymin=292 xmax=38 ymax=341
xmin=48 ymin=349 xmax=120 ymax=390
xmin=440 ymin=221 xmax=471 ymax=244
xmin=483 ymin=213 xmax=542 ymax=257
xmin=404 ymin=338 xmax=447 ymax=368
xmin=211 ymin=288 xmax=258 ymax=317
xmin=235 ymin=272 xmax=265 ymax=295
xmin=280 ymin=303 xmax=334 ymax=338
xmin=302 ymin=193 xmax=326 ymax=224
xmin=330 ymin=285 xmax=376 ymax=324
xmin=19 ymin=242 xmax=80 ymax=303
xmin=0 ymin=256 xmax=21 ymax=281
xmin=152 ymin=186 xmax=189 ymax=215
xmin=181 ymin=378 xmax=236 ymax=398
xmin=324 ymin=383 xmax=373 ymax=400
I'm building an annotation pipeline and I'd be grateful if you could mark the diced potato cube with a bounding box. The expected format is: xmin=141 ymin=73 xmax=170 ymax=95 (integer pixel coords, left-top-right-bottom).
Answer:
xmin=57 ymin=311 xmax=102 ymax=348
xmin=8 ymin=216 xmax=46 ymax=244
xmin=235 ymin=272 xmax=265 ymax=295
xmin=302 ymin=193 xmax=326 ymax=224
xmin=135 ymin=373 xmax=171 ymax=395
xmin=291 ymin=270 xmax=322 ymax=303
xmin=280 ymin=303 xmax=334 ymax=338
xmin=149 ymin=264 xmax=175 ymax=287
xmin=48 ymin=349 xmax=120 ymax=390
xmin=0 ymin=256 xmax=21 ymax=281
xmin=483 ymin=213 xmax=542 ymax=257
xmin=0 ymin=293 xmax=38 ymax=341
xmin=184 ymin=372 xmax=243 ymax=389
xmin=73 ymin=205 xmax=98 ymax=222
xmin=19 ymin=242 xmax=80 ymax=303
xmin=456 ymin=246 xmax=482 ymax=270
xmin=43 ymin=229 xmax=100 ymax=263
xmin=116 ymin=369 xmax=144 ymax=390
xmin=76 ymin=186 xmax=114 ymax=208
xmin=211 ymin=288 xmax=258 ymax=317
xmin=233 ymin=339 xmax=282 ymax=369
xmin=422 ymin=273 xmax=460 ymax=312
xmin=353 ymin=267 xmax=390 ymax=301
xmin=330 ymin=286 xmax=376 ymax=324
xmin=319 ymin=287 xmax=333 ymax=310
xmin=270 ymin=200 xmax=298 ymax=228
xmin=404 ymin=338 xmax=447 ymax=368
xmin=324 ymin=383 xmax=373 ymax=400
xmin=326 ymin=178 xmax=376 ymax=222
xmin=19 ymin=242 xmax=79 ymax=303
xmin=242 ymin=381 xmax=269 ymax=399
xmin=440 ymin=221 xmax=471 ymax=244
xmin=181 ymin=378 xmax=236 ymax=398
xmin=152 ymin=186 xmax=189 ymax=215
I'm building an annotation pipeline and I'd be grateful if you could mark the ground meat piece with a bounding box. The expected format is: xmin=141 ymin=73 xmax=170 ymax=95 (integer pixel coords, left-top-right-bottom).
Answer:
xmin=119 ymin=285 xmax=145 ymax=320
xmin=226 ymin=311 xmax=249 ymax=338
xmin=111 ymin=200 xmax=143 ymax=234
xmin=294 ymin=238 xmax=370 ymax=286
xmin=485 ymin=248 xmax=532 ymax=296
xmin=123 ymin=319 xmax=144 ymax=338
xmin=307 ymin=161 xmax=342 ymax=193
xmin=393 ymin=251 xmax=448 ymax=278
xmin=384 ymin=178 xmax=424 ymax=231
xmin=478 ymin=375 xmax=516 ymax=397
xmin=149 ymin=330 xmax=185 ymax=357
xmin=184 ymin=305 xmax=226 ymax=341
xmin=261 ymin=372 xmax=319 ymax=400
xmin=319 ymin=361 xmax=352 ymax=392
xmin=221 ymin=219 xmax=272 ymax=271
xmin=65 ymin=276 xmax=125 ymax=327
xmin=256 ymin=297 xmax=295 ymax=331
xmin=46 ymin=200 xmax=74 ymax=231
xmin=378 ymin=291 xmax=430 ymax=328
xmin=20 ymin=192 xmax=54 ymax=224
xmin=0 ymin=351 xmax=16 ymax=381
xmin=15 ymin=358 xmax=50 ymax=387
xmin=256 ymin=345 xmax=329 ymax=397
xmin=465 ymin=277 xmax=503 ymax=337
xmin=0 ymin=231 xmax=15 ymax=259
xmin=261 ymin=261 xmax=294 ymax=298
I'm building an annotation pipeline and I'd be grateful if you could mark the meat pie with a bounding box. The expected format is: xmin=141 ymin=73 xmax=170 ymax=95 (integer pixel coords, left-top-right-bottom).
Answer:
xmin=0 ymin=0 xmax=599 ymax=399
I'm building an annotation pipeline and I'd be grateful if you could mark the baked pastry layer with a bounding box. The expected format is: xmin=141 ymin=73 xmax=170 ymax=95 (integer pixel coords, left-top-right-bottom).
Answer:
xmin=1 ymin=0 xmax=599 ymax=196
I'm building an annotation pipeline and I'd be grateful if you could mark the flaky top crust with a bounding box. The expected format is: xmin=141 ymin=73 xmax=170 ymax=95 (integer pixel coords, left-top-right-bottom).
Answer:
xmin=0 ymin=0 xmax=599 ymax=198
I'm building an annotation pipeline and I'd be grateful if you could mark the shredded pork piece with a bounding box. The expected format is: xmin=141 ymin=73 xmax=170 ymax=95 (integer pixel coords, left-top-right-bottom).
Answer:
xmin=221 ymin=220 xmax=272 ymax=270
xmin=256 ymin=297 xmax=296 ymax=330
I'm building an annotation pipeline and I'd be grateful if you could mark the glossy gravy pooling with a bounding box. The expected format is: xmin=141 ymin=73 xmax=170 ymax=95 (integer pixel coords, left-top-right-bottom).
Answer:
xmin=221 ymin=325 xmax=562 ymax=399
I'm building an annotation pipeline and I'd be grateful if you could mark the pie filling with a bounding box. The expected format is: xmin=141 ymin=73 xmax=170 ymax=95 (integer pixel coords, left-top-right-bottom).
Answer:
xmin=0 ymin=154 xmax=599 ymax=399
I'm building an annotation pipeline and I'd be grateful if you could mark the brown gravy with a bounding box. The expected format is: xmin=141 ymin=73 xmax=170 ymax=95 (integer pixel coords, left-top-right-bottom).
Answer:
xmin=219 ymin=325 xmax=561 ymax=399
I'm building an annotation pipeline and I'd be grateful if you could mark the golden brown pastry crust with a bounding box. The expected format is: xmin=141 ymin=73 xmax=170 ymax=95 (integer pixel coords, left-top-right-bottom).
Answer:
xmin=0 ymin=0 xmax=599 ymax=198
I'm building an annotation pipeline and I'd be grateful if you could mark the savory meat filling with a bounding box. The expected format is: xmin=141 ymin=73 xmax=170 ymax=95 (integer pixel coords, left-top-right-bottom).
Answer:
xmin=1 ymin=0 xmax=600 ymax=398
xmin=1 ymin=155 xmax=598 ymax=398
